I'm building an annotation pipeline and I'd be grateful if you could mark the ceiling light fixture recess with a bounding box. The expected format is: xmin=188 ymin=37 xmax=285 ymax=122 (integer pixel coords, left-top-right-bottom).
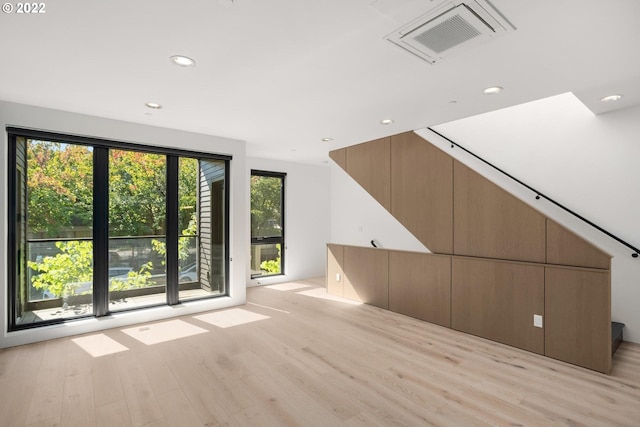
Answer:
xmin=482 ymin=86 xmax=503 ymax=95
xmin=321 ymin=137 xmax=333 ymax=142
xmin=380 ymin=119 xmax=394 ymax=125
xmin=600 ymin=94 xmax=623 ymax=102
xmin=170 ymin=55 xmax=196 ymax=67
xmin=145 ymin=102 xmax=162 ymax=109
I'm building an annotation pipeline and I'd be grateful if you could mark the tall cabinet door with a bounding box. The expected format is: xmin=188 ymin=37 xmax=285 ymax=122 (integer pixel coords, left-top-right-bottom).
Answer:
xmin=390 ymin=132 xmax=453 ymax=254
xmin=389 ymin=251 xmax=451 ymax=327
xmin=326 ymin=244 xmax=344 ymax=297
xmin=453 ymin=161 xmax=546 ymax=263
xmin=545 ymin=267 xmax=611 ymax=373
xmin=343 ymin=246 xmax=389 ymax=309
xmin=452 ymin=258 xmax=545 ymax=354
xmin=345 ymin=137 xmax=391 ymax=212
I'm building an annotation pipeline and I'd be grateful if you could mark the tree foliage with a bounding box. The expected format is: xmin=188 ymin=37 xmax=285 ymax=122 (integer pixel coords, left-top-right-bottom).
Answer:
xmin=25 ymin=140 xmax=200 ymax=298
xmin=29 ymin=241 xmax=93 ymax=297
xmin=27 ymin=141 xmax=93 ymax=237
xmin=109 ymin=150 xmax=166 ymax=236
xmin=151 ymin=213 xmax=198 ymax=264
xmin=250 ymin=175 xmax=282 ymax=238
xmin=28 ymin=241 xmax=155 ymax=297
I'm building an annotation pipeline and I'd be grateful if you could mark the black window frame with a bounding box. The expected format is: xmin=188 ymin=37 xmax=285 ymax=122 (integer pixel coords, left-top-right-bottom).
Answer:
xmin=7 ymin=127 xmax=231 ymax=331
xmin=250 ymin=170 xmax=286 ymax=279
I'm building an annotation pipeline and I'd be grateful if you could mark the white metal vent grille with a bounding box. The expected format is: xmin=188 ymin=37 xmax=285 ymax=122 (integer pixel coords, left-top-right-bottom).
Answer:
xmin=412 ymin=11 xmax=482 ymax=54
xmin=385 ymin=0 xmax=515 ymax=64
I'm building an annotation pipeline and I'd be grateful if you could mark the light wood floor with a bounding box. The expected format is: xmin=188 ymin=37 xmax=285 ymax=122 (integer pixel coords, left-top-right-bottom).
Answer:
xmin=1 ymin=277 xmax=639 ymax=427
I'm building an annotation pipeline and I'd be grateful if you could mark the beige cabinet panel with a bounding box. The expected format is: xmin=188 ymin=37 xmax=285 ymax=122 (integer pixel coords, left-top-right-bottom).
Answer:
xmin=329 ymin=148 xmax=346 ymax=171
xmin=453 ymin=161 xmax=546 ymax=263
xmin=391 ymin=132 xmax=453 ymax=253
xmin=545 ymin=267 xmax=611 ymax=373
xmin=452 ymin=258 xmax=545 ymax=354
xmin=344 ymin=246 xmax=389 ymax=309
xmin=326 ymin=244 xmax=345 ymax=297
xmin=389 ymin=251 xmax=451 ymax=327
xmin=345 ymin=137 xmax=391 ymax=212
xmin=546 ymin=220 xmax=610 ymax=269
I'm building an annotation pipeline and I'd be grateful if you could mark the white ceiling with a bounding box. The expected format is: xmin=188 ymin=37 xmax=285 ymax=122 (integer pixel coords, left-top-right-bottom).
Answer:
xmin=1 ymin=0 xmax=639 ymax=163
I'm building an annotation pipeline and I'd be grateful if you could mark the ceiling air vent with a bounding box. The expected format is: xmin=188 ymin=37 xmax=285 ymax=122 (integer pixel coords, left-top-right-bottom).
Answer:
xmin=385 ymin=0 xmax=515 ymax=64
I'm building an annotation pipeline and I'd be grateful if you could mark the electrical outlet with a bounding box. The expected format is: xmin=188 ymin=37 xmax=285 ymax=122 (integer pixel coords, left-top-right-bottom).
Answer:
xmin=533 ymin=314 xmax=543 ymax=328
xmin=336 ymin=273 xmax=341 ymax=282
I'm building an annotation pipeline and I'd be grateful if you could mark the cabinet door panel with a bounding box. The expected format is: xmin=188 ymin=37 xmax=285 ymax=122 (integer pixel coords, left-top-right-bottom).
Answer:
xmin=546 ymin=220 xmax=610 ymax=269
xmin=453 ymin=161 xmax=546 ymax=262
xmin=344 ymin=246 xmax=389 ymax=309
xmin=389 ymin=252 xmax=451 ymax=327
xmin=345 ymin=137 xmax=391 ymax=212
xmin=329 ymin=148 xmax=346 ymax=171
xmin=452 ymin=258 xmax=544 ymax=354
xmin=326 ymin=244 xmax=344 ymax=297
xmin=391 ymin=132 xmax=453 ymax=253
xmin=545 ymin=267 xmax=611 ymax=373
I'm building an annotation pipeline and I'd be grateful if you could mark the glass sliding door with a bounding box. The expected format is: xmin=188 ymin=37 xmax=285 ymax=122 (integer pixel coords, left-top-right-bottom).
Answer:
xmin=8 ymin=128 xmax=230 ymax=330
xmin=178 ymin=158 xmax=227 ymax=300
xmin=250 ymin=170 xmax=285 ymax=278
xmin=108 ymin=150 xmax=167 ymax=310
xmin=13 ymin=137 xmax=94 ymax=325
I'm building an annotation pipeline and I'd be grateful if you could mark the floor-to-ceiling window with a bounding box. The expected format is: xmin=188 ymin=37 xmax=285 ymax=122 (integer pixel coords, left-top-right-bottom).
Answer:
xmin=8 ymin=128 xmax=230 ymax=329
xmin=250 ymin=170 xmax=285 ymax=278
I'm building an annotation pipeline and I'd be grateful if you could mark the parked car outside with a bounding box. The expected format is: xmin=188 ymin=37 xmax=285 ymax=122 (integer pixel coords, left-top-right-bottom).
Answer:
xmin=179 ymin=263 xmax=197 ymax=283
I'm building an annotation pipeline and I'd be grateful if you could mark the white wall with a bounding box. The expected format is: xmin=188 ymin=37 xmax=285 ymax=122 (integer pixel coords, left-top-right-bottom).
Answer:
xmin=425 ymin=92 xmax=640 ymax=343
xmin=246 ymin=157 xmax=331 ymax=286
xmin=0 ymin=100 xmax=248 ymax=348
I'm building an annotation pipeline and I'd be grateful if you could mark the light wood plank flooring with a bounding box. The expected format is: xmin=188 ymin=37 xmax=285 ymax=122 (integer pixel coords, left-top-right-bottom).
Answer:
xmin=1 ymin=277 xmax=639 ymax=426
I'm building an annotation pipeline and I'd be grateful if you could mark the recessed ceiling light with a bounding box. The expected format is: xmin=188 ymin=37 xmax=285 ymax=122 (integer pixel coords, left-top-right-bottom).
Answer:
xmin=145 ymin=102 xmax=162 ymax=109
xmin=170 ymin=55 xmax=196 ymax=67
xmin=482 ymin=86 xmax=503 ymax=95
xmin=321 ymin=137 xmax=333 ymax=142
xmin=600 ymin=94 xmax=623 ymax=102
xmin=380 ymin=119 xmax=394 ymax=125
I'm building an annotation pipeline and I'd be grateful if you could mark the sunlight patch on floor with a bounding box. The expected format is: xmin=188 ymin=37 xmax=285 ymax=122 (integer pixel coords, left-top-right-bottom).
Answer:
xmin=194 ymin=308 xmax=270 ymax=328
xmin=296 ymin=287 xmax=362 ymax=305
xmin=121 ymin=319 xmax=208 ymax=345
xmin=247 ymin=302 xmax=290 ymax=314
xmin=71 ymin=333 xmax=130 ymax=357
xmin=265 ymin=283 xmax=311 ymax=291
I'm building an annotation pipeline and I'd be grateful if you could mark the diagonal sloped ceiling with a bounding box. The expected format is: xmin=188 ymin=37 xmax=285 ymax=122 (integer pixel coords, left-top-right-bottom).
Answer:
xmin=0 ymin=0 xmax=638 ymax=163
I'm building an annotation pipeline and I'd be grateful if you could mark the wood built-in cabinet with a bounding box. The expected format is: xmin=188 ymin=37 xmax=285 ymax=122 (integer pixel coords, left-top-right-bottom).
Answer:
xmin=327 ymin=244 xmax=612 ymax=373
xmin=328 ymin=131 xmax=614 ymax=373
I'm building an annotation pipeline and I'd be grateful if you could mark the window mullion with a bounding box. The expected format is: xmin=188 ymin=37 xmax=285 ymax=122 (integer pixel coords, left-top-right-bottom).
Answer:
xmin=93 ymin=147 xmax=110 ymax=316
xmin=166 ymin=155 xmax=179 ymax=305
